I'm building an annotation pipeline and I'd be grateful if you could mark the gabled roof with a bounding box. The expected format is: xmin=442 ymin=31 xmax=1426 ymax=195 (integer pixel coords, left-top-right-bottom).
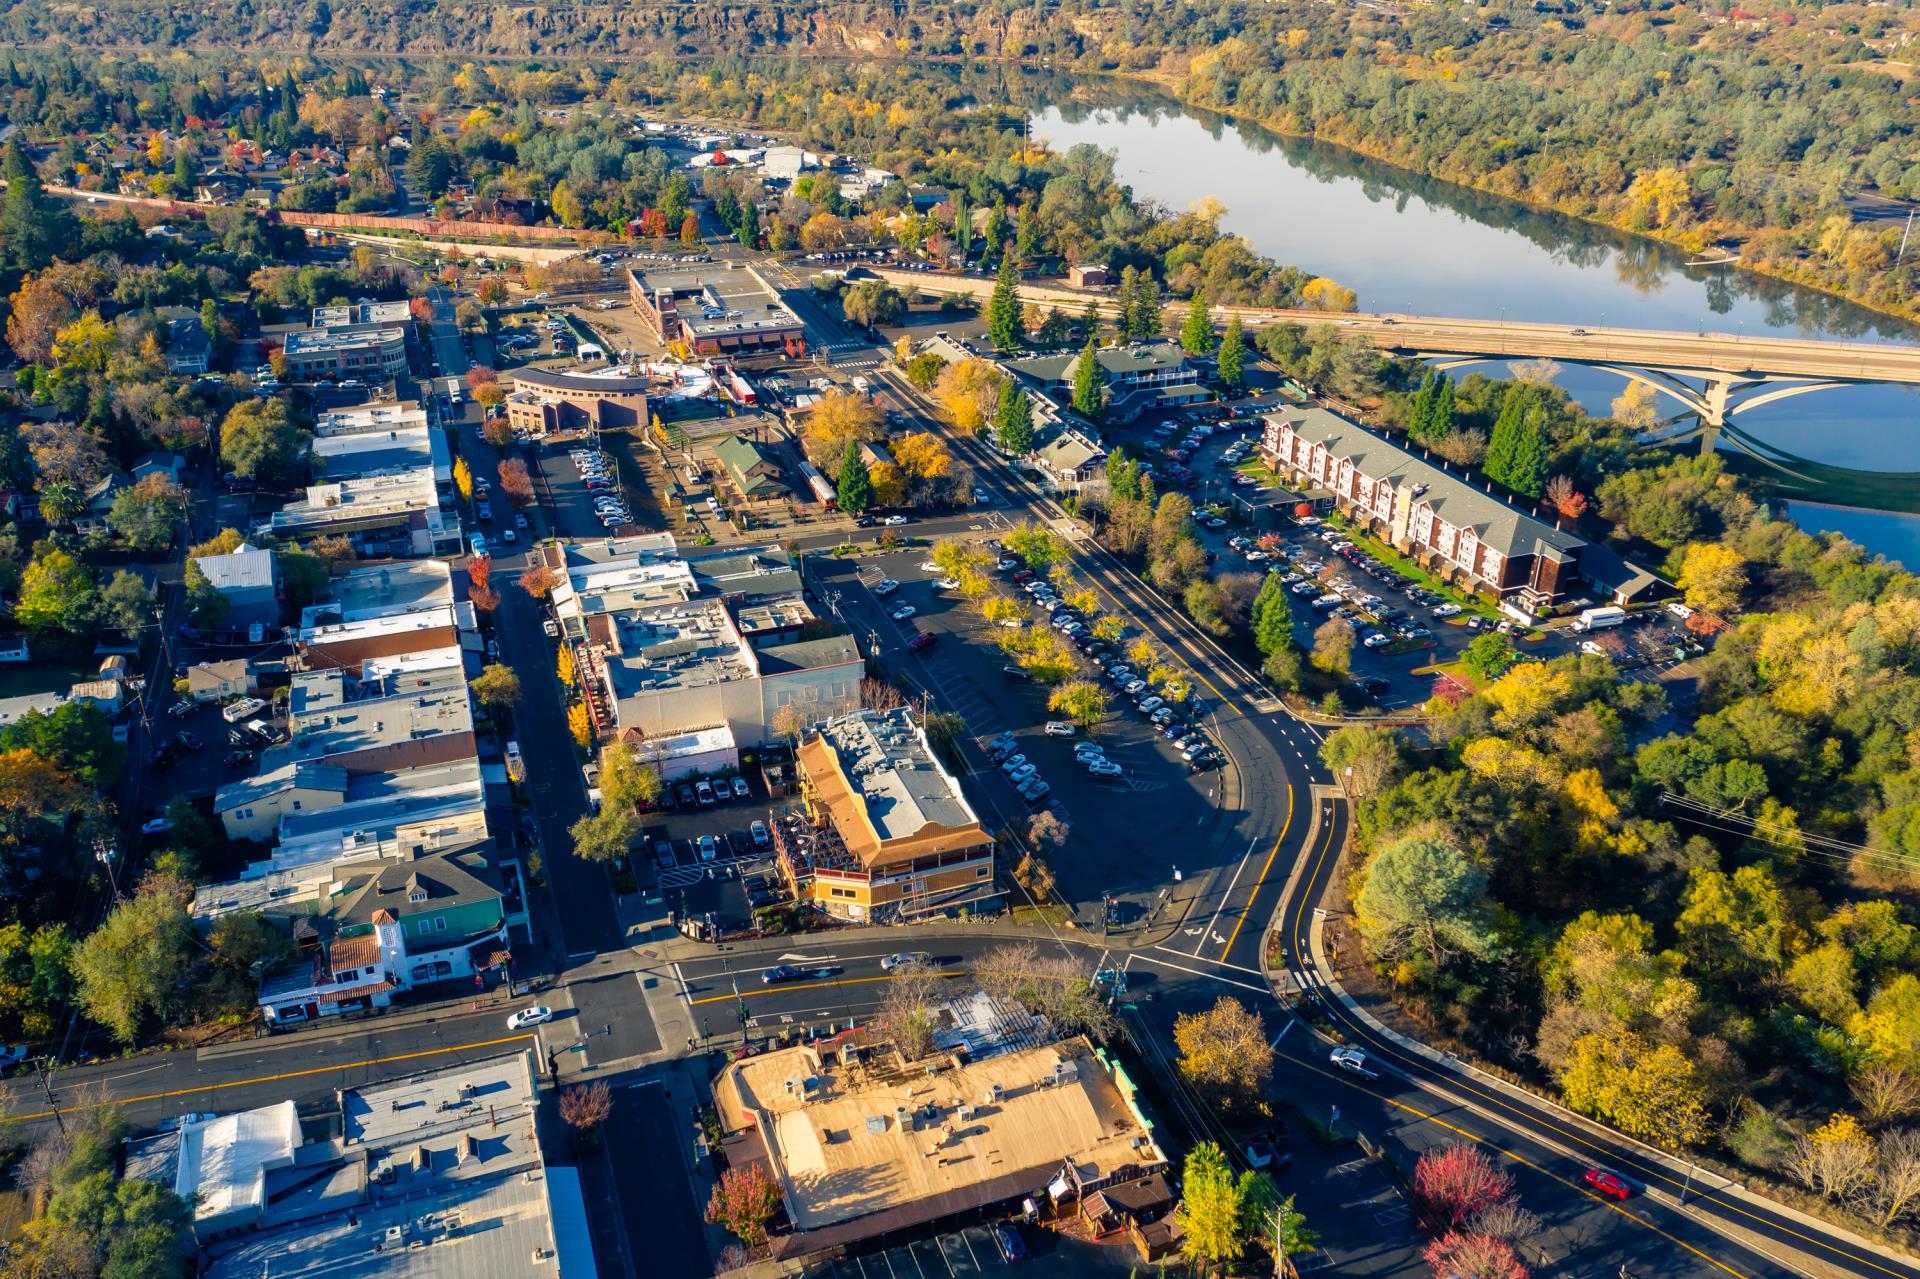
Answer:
xmin=195 ymin=543 xmax=278 ymax=592
xmin=1273 ymin=408 xmax=1585 ymax=562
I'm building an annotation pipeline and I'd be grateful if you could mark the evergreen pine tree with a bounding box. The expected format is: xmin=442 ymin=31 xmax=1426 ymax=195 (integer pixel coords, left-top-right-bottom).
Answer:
xmin=1252 ymin=574 xmax=1294 ymax=656
xmin=986 ymin=254 xmax=1023 ymax=352
xmin=1071 ymin=335 xmax=1105 ymax=421
xmin=1429 ymin=375 xmax=1456 ymax=440
xmin=1179 ymin=295 xmax=1215 ymax=357
xmin=1129 ymin=274 xmax=1161 ymax=341
xmin=1407 ymin=371 xmax=1437 ymax=441
xmin=835 ymin=441 xmax=874 ymax=515
xmin=1505 ymin=406 xmax=1550 ymax=498
xmin=1218 ymin=317 xmax=1246 ymax=391
xmin=996 ymin=382 xmax=1035 ymax=455
xmin=1483 ymin=387 xmax=1527 ymax=484
xmin=1079 ymin=302 xmax=1100 ymax=343
xmin=952 ymin=192 xmax=972 ymax=257
xmin=983 ymin=201 xmax=1010 ymax=262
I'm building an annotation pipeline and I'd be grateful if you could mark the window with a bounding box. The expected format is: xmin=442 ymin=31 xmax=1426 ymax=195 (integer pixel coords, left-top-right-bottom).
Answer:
xmin=830 ymin=888 xmax=856 ymax=899
xmin=291 ymin=800 xmax=302 ymax=811
xmin=238 ymin=807 xmax=253 ymax=819
xmin=435 ymin=918 xmax=447 ymax=932
xmin=977 ymin=865 xmax=990 ymax=877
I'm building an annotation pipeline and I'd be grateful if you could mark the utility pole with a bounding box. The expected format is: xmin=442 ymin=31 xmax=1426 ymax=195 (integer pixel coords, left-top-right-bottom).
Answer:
xmin=36 ymin=1058 xmax=67 ymax=1145
xmin=1900 ymin=208 xmax=1916 ymax=265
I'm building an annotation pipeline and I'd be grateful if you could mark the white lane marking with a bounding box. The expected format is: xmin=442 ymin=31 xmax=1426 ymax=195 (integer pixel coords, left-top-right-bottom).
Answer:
xmin=1128 ymin=951 xmax=1269 ymax=995
xmin=1272 ymin=1020 xmax=1296 ymax=1047
xmin=1190 ymin=836 xmax=1260 ymax=956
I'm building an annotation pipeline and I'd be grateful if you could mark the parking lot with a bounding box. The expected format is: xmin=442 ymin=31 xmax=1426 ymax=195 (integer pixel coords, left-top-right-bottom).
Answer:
xmin=808 ymin=547 xmax=1226 ymax=917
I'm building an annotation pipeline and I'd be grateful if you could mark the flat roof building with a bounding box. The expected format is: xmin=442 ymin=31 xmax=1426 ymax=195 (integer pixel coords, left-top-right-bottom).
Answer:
xmin=312 ymin=300 xmax=412 ymax=331
xmin=505 ymin=367 xmax=649 ymax=437
xmin=627 ymin=262 xmax=806 ymax=358
xmin=714 ymin=1035 xmax=1165 ymax=1263
xmin=268 ymin=469 xmax=461 ymax=559
xmin=283 ymin=325 xmax=408 ymax=381
xmin=131 ymin=1053 xmax=596 ymax=1277
xmin=777 ymin=708 xmax=996 ymax=923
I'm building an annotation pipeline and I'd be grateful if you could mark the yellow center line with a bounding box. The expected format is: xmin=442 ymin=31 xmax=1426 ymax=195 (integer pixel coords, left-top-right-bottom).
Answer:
xmin=688 ymin=970 xmax=972 ymax=1008
xmin=7 ymin=1033 xmax=537 ymax=1123
xmin=1221 ymin=784 xmax=1293 ymax=961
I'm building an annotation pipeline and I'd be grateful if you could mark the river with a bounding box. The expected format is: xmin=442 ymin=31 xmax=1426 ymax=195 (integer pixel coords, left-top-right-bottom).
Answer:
xmin=1029 ymin=97 xmax=1920 ymax=567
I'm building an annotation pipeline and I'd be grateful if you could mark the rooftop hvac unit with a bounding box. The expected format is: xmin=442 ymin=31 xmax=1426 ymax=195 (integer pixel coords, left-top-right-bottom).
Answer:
xmin=894 ymin=1105 xmax=913 ymax=1132
xmin=984 ymin=1082 xmax=1005 ymax=1106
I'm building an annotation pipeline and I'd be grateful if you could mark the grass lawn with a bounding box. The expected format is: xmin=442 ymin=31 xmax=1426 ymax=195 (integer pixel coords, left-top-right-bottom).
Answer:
xmin=1010 ymin=901 xmax=1076 ymax=928
xmin=0 ymin=654 xmax=101 ymax=699
xmin=1234 ymin=457 xmax=1287 ymax=488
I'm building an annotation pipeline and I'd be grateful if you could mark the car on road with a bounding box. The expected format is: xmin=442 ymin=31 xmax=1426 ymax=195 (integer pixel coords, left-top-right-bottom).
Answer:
xmin=1043 ymin=721 xmax=1077 ymax=737
xmin=890 ymin=604 xmax=916 ymax=621
xmin=1330 ymin=1046 xmax=1379 ymax=1080
xmin=761 ymin=964 xmax=839 ymax=984
xmin=880 ymin=952 xmax=932 ymax=971
xmin=507 ymin=1006 xmax=553 ymax=1030
xmin=166 ymin=701 xmax=197 ymax=719
xmin=872 ymin=579 xmax=900 ymax=597
xmin=697 ymin=834 xmax=719 ymax=861
xmin=1584 ymin=1169 xmax=1632 ymax=1199
xmin=908 ymin=632 xmax=937 ymax=652
xmin=140 ymin=816 xmax=174 ymax=836
xmin=880 ymin=515 xmax=909 ymax=526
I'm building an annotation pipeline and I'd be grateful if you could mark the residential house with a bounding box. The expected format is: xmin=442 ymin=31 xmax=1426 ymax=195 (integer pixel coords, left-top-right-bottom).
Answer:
xmin=713 ymin=434 xmax=789 ymax=501
xmin=192 ymin=542 xmax=281 ymax=629
xmin=1030 ymin=430 xmax=1107 ymax=492
xmin=1006 ymin=341 xmax=1206 ymax=422
xmin=164 ymin=315 xmax=211 ymax=375
xmin=186 ymin=658 xmax=256 ymax=704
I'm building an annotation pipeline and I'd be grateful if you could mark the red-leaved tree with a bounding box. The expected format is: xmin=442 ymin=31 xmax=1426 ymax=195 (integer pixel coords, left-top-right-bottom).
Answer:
xmin=468 ymin=554 xmax=500 ymax=612
xmin=498 ymin=458 xmax=535 ymax=508
xmin=705 ymin=1164 xmax=781 ymax=1249
xmin=1424 ymin=1231 xmax=1527 ymax=1279
xmin=1413 ymin=1143 xmax=1516 ymax=1230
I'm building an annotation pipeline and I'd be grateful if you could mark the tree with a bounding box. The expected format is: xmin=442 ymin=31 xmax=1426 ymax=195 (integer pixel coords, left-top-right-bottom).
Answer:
xmin=1252 ymin=574 xmax=1294 ymax=658
xmin=1412 ymin=1144 xmax=1516 ymax=1230
xmin=472 ymin=664 xmax=521 ymax=718
xmin=1310 ymin=616 xmax=1353 ymax=676
xmin=1127 ymin=272 xmax=1162 ymax=340
xmin=220 ymin=398 xmax=309 ymax=487
xmin=1423 ymin=1232 xmax=1528 ymax=1279
xmin=1218 ymin=315 xmax=1246 ymax=391
xmin=308 ymin=534 xmax=355 ymax=569
xmin=1870 ymin=1129 xmax=1920 ymax=1226
xmin=1676 ymin=541 xmax=1746 ymax=615
xmin=569 ymin=804 xmax=641 ymax=864
xmin=973 ymin=940 xmax=1114 ymax=1039
xmin=1179 ymin=294 xmax=1215 ymax=357
xmin=103 ymin=475 xmax=186 ymax=552
xmin=71 ymin=876 xmax=194 ymax=1045
xmin=519 ymin=566 xmax=560 ymax=599
xmin=467 ymin=554 xmax=500 ymax=613
xmin=0 ymin=748 xmax=87 ymax=846
xmin=1174 ymin=997 xmax=1273 ymax=1109
xmin=679 ymin=211 xmax=701 ymax=245
xmin=1357 ymin=836 xmax=1501 ymax=968
xmin=995 ymin=380 xmax=1036 ymax=456
xmin=836 ymin=440 xmax=874 ymax=515
xmin=706 ymin=1164 xmax=781 ymax=1250
xmin=1047 ymin=680 xmax=1108 ymax=733
xmin=98 ymin=569 xmax=155 ymax=644
xmin=1558 ymin=1028 xmax=1708 ymax=1146
xmin=275 ymin=547 xmax=330 ymax=610
xmin=558 ymin=1080 xmax=613 ymax=1134
xmin=986 ymin=254 xmax=1023 ymax=352
xmin=1320 ymin=725 xmax=1403 ymax=799
xmin=1502 ymin=408 xmax=1549 ymax=498
xmin=1611 ymin=380 xmax=1660 ymax=430
xmin=1852 ymin=1063 xmax=1920 ymax=1127
xmin=841 ymin=280 xmax=904 ymax=329
xmin=1174 ymin=1141 xmax=1269 ymax=1275
xmin=15 ymin=548 xmax=96 ymax=633
xmin=497 ymin=458 xmax=535 ymax=508
xmin=1544 ymin=475 xmax=1587 ymax=520
xmin=932 ymin=358 xmax=1003 ymax=436
xmin=1 ymin=702 xmax=122 ymax=788
xmin=804 ymin=390 xmax=883 ymax=462
xmin=1070 ymin=335 xmax=1105 ymax=420
xmin=877 ymin=958 xmax=946 ymax=1061
xmin=183 ymin=559 xmax=230 ymax=629
xmin=1462 ymin=631 xmax=1516 ymax=682
xmin=598 ymin=743 xmax=664 ymax=811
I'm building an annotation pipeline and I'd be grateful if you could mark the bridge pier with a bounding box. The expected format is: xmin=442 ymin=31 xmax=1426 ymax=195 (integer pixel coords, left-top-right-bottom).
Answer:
xmin=1697 ymin=380 xmax=1730 ymax=455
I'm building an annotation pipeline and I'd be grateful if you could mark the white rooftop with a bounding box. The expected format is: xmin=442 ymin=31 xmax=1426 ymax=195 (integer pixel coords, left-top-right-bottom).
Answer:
xmin=175 ymin=1101 xmax=299 ymax=1225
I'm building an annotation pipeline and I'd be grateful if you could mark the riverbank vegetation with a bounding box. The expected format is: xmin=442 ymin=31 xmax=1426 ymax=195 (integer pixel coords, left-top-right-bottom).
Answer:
xmin=2 ymin=3 xmax=1917 ymax=318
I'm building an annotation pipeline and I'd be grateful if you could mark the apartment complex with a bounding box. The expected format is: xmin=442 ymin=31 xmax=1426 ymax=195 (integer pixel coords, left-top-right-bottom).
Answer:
xmin=505 ymin=367 xmax=650 ymax=436
xmin=1007 ymin=340 xmax=1206 ymax=421
xmin=627 ymin=262 xmax=806 ymax=357
xmin=1262 ymin=408 xmax=1597 ymax=610
xmin=776 ymin=708 xmax=996 ymax=923
xmin=713 ymin=1033 xmax=1164 ymax=1263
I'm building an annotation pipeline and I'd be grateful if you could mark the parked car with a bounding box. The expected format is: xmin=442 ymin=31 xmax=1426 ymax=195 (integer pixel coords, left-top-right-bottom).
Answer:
xmin=730 ymin=777 xmax=750 ymax=801
xmin=751 ymin=820 xmax=772 ymax=848
xmin=1043 ymin=721 xmax=1077 ymax=737
xmin=890 ymin=604 xmax=916 ymax=621
xmin=908 ymin=632 xmax=937 ymax=652
xmin=872 ymin=579 xmax=900 ymax=597
xmin=695 ymin=780 xmax=716 ymax=806
xmin=697 ymin=834 xmax=719 ymax=861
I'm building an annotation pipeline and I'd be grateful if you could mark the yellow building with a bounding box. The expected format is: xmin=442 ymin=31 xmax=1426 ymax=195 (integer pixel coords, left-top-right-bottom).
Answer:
xmin=777 ymin=709 xmax=996 ymax=923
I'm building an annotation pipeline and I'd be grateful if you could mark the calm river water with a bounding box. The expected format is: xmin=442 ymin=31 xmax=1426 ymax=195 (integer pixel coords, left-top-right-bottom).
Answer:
xmin=1030 ymin=99 xmax=1920 ymax=565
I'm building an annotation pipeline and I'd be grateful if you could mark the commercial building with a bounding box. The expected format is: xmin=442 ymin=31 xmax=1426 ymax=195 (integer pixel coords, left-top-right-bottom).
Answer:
xmin=1007 ymin=341 xmax=1206 ymax=421
xmin=311 ymin=300 xmax=412 ymax=330
xmin=505 ymin=367 xmax=650 ymax=436
xmin=295 ymin=561 xmax=471 ymax=671
xmin=268 ymin=469 xmax=463 ymax=559
xmin=127 ymin=1053 xmax=597 ymax=1276
xmin=282 ymin=325 xmax=409 ymax=381
xmin=1262 ymin=408 xmax=1610 ymax=610
xmin=191 ymin=542 xmax=281 ymax=630
xmin=1030 ymin=430 xmax=1107 ymax=492
xmin=627 ymin=262 xmax=806 ymax=358
xmin=312 ymin=421 xmax=447 ymax=485
xmin=268 ymin=653 xmax=476 ymax=776
xmin=776 ymin=708 xmax=996 ymax=923
xmin=713 ymin=433 xmax=790 ymax=501
xmin=713 ymin=1034 xmax=1165 ymax=1263
xmin=540 ymin=535 xmax=859 ymax=746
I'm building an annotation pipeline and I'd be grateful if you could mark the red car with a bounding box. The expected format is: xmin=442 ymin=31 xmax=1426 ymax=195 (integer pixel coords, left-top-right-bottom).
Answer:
xmin=908 ymin=632 xmax=938 ymax=653
xmin=1584 ymin=1169 xmax=1631 ymax=1200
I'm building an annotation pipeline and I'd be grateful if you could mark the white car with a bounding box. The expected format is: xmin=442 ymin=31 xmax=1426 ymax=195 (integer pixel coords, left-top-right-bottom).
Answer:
xmin=1330 ymin=1046 xmax=1379 ymax=1080
xmin=881 ymin=515 xmax=909 ymax=526
xmin=936 ymin=577 xmax=961 ymax=590
xmin=698 ymin=834 xmax=719 ymax=862
xmin=1087 ymin=759 xmax=1124 ymax=777
xmin=1579 ymin=639 xmax=1607 ymax=657
xmin=880 ymin=952 xmax=932 ymax=971
xmin=1043 ymin=721 xmax=1077 ymax=737
xmin=1363 ymin=632 xmax=1391 ymax=648
xmin=919 ymin=561 xmax=941 ymax=573
xmin=890 ymin=604 xmax=916 ymax=621
xmin=1433 ymin=603 xmax=1463 ymax=618
xmin=140 ymin=816 xmax=174 ymax=836
xmin=1136 ymin=696 xmax=1165 ymax=714
xmin=1122 ymin=679 xmax=1147 ymax=695
xmin=872 ymin=579 xmax=900 ymax=597
xmin=507 ymin=1006 xmax=554 ymax=1030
